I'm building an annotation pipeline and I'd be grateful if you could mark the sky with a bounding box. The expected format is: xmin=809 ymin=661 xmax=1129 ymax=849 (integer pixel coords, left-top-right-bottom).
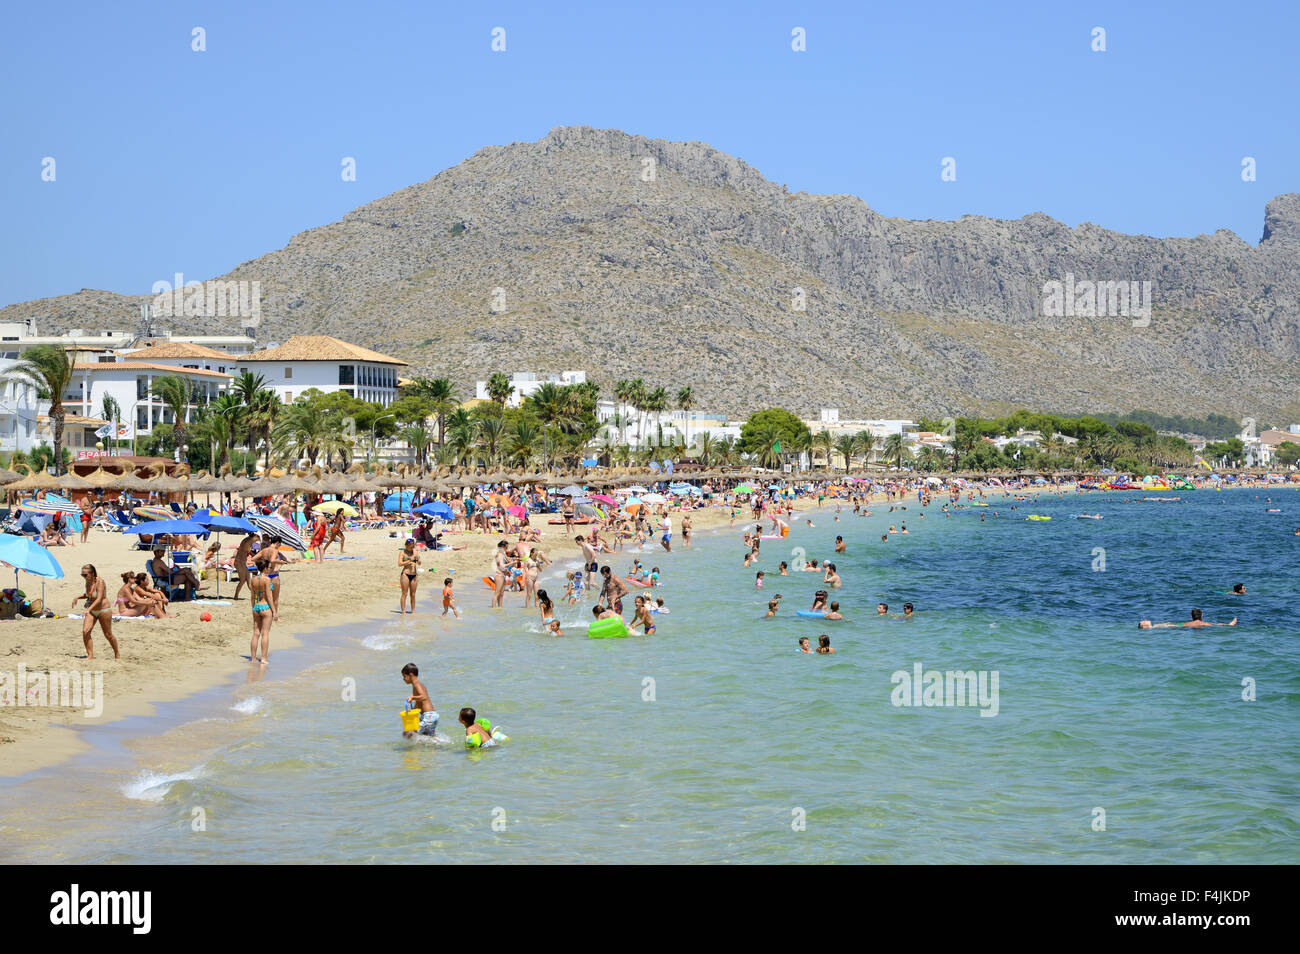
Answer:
xmin=2 ymin=0 xmax=1296 ymax=308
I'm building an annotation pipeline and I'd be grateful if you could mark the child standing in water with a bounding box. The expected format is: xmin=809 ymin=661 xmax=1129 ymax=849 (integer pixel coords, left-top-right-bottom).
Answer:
xmin=401 ymin=663 xmax=438 ymax=738
xmin=441 ymin=577 xmax=460 ymax=618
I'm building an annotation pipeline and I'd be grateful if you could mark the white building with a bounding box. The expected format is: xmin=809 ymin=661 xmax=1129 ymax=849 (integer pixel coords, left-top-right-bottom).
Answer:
xmin=594 ymin=399 xmax=738 ymax=446
xmin=63 ymin=359 xmax=231 ymax=438
xmin=0 ymin=318 xmax=256 ymax=358
xmin=235 ymin=336 xmax=407 ymax=406
xmin=476 ymin=371 xmax=586 ymax=408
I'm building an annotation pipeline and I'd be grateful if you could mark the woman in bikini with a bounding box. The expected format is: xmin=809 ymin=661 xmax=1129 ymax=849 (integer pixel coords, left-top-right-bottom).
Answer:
xmin=398 ymin=539 xmax=421 ymax=614
xmin=249 ymin=557 xmax=274 ymax=663
xmin=522 ymin=548 xmax=540 ymax=608
xmin=114 ymin=572 xmax=149 ymax=618
xmin=72 ymin=565 xmax=119 ymax=660
xmin=262 ymin=544 xmax=283 ymax=620
xmin=133 ymin=573 xmax=174 ymax=618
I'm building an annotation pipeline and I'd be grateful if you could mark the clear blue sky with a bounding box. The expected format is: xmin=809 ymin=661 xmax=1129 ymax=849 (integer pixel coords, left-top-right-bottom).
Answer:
xmin=2 ymin=0 xmax=1296 ymax=308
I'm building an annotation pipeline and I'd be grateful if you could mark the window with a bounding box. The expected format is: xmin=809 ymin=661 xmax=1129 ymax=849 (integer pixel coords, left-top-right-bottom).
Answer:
xmin=137 ymin=377 xmax=148 ymax=399
xmin=285 ymin=391 xmax=292 ymax=403
xmin=338 ymin=365 xmax=354 ymax=385
xmin=137 ymin=407 xmax=148 ymax=429
xmin=284 ymin=367 xmax=293 ymax=379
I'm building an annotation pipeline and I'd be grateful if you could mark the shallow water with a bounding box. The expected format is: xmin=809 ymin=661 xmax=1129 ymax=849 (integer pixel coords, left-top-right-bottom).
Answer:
xmin=2 ymin=489 xmax=1297 ymax=863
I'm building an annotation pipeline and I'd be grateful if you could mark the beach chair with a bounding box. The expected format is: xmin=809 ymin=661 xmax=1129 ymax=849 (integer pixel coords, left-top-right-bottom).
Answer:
xmin=145 ymin=562 xmax=187 ymax=602
xmin=168 ymin=502 xmax=184 ymax=515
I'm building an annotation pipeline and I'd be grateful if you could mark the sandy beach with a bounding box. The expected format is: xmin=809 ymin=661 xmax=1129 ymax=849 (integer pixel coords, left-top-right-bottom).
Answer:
xmin=0 ymin=501 xmax=740 ymax=776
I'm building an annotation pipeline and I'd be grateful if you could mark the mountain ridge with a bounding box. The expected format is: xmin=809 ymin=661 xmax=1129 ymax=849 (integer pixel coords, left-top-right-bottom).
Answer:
xmin=4 ymin=125 xmax=1297 ymax=421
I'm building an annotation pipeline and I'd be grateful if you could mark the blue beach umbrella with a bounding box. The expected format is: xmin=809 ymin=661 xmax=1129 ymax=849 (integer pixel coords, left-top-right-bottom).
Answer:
xmin=189 ymin=510 xmax=257 ymax=598
xmin=0 ymin=533 xmax=66 ymax=611
xmin=122 ymin=519 xmax=209 ymax=538
xmin=413 ymin=501 xmax=454 ymax=520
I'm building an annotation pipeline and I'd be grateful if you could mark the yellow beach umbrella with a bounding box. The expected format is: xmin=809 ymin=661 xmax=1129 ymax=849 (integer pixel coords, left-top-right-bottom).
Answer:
xmin=311 ymin=500 xmax=358 ymax=517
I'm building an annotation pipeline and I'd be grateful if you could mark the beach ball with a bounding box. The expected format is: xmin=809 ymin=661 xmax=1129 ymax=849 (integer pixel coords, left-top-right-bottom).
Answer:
xmin=200 ymin=611 xmax=212 ymax=622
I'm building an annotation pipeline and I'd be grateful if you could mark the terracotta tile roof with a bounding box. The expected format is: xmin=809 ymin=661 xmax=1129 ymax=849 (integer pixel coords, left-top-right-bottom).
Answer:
xmin=124 ymin=340 xmax=230 ymax=360
xmin=39 ymin=413 xmax=110 ymax=427
xmin=239 ymin=335 xmax=408 ymax=366
xmin=74 ymin=361 xmax=231 ymax=378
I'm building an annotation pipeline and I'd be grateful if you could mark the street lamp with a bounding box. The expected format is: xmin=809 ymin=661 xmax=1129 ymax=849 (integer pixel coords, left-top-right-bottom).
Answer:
xmin=371 ymin=412 xmax=396 ymax=468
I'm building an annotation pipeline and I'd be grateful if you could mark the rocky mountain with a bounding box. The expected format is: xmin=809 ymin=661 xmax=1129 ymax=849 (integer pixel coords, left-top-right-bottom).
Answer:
xmin=5 ymin=126 xmax=1298 ymax=421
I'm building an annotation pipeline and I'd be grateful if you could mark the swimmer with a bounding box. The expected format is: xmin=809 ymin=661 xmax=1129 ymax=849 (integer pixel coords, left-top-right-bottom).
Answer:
xmin=798 ymin=636 xmax=812 ymax=653
xmin=755 ymin=571 xmax=764 ymax=589
xmin=547 ymin=618 xmax=563 ymax=637
xmin=653 ymin=597 xmax=670 ymax=614
xmin=823 ymin=563 xmax=841 ymax=588
xmin=629 ymin=595 xmax=656 ymax=634
xmin=459 ymin=706 xmax=495 ymax=746
xmin=823 ymin=601 xmax=844 ymax=621
xmin=1139 ymin=608 xmax=1237 ymax=629
xmin=1231 ymin=583 xmax=1246 ymax=595
xmin=765 ymin=599 xmax=779 ymax=618
xmin=834 ymin=536 xmax=846 ymax=553
xmin=815 ymin=634 xmax=835 ymax=654
xmin=401 ymin=663 xmax=438 ymax=738
xmin=806 ymin=519 xmax=815 ymax=527
xmin=876 ymin=602 xmax=888 ymax=615
xmin=779 ymin=561 xmax=789 ymax=576
xmin=811 ymin=590 xmax=829 ymax=612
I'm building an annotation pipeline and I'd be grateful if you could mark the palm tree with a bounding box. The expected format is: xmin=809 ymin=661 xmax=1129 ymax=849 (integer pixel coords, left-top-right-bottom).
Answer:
xmin=645 ymin=386 xmax=669 ymax=444
xmin=399 ymin=426 xmax=432 ymax=473
xmin=855 ymin=430 xmax=877 ymax=468
xmin=407 ymin=376 xmax=458 ymax=447
xmin=2 ymin=345 xmax=76 ymax=473
xmin=626 ymin=378 xmax=646 ymax=446
xmin=153 ymin=375 xmax=195 ymax=460
xmin=273 ymin=402 xmax=329 ymax=465
xmin=100 ymin=394 xmax=121 ymax=431
xmin=696 ymin=430 xmax=715 ymax=466
xmin=230 ymin=371 xmax=267 ymax=457
xmin=613 ymin=379 xmax=631 ymax=444
xmin=476 ymin=415 xmax=505 ymax=467
xmin=676 ymin=385 xmax=695 ymax=444
xmin=485 ymin=372 xmax=514 ymax=409
xmin=506 ymin=420 xmax=539 ymax=467
xmin=812 ymin=429 xmax=834 ymax=469
xmin=884 ymin=433 xmax=906 ymax=469
xmin=834 ymin=435 xmax=857 ymax=472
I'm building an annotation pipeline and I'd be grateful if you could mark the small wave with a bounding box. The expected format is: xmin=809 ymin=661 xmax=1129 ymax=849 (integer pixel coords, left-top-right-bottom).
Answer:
xmin=362 ymin=631 xmax=414 ymax=651
xmin=231 ymin=697 xmax=265 ymax=714
xmin=121 ymin=766 xmax=204 ymax=802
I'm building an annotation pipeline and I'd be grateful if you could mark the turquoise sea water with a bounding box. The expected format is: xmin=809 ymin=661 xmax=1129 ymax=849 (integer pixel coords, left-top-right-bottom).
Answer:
xmin=2 ymin=488 xmax=1297 ymax=863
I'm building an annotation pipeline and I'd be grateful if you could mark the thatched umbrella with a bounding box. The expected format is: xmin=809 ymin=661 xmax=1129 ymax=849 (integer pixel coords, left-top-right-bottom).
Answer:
xmin=58 ymin=471 xmax=94 ymax=491
xmin=8 ymin=468 xmax=66 ymax=493
xmin=0 ymin=467 xmax=22 ymax=487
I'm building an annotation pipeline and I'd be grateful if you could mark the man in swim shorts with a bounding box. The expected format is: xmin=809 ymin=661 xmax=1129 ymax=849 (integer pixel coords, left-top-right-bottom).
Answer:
xmin=660 ymin=514 xmax=672 ymax=553
xmin=576 ymin=534 xmax=598 ymax=574
xmin=599 ymin=565 xmax=628 ymax=616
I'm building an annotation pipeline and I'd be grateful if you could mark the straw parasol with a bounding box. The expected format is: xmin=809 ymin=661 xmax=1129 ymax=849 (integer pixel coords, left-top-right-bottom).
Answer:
xmin=57 ymin=471 xmax=93 ymax=491
xmin=7 ymin=467 xmax=65 ymax=493
xmin=0 ymin=467 xmax=23 ymax=487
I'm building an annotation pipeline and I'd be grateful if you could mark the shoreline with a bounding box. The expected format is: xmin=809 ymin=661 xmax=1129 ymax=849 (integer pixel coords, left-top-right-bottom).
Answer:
xmin=7 ymin=480 xmax=1282 ymax=781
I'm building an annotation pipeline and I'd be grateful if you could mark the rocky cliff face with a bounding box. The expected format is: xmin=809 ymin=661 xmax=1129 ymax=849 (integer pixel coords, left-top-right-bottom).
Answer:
xmin=5 ymin=126 xmax=1297 ymax=420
